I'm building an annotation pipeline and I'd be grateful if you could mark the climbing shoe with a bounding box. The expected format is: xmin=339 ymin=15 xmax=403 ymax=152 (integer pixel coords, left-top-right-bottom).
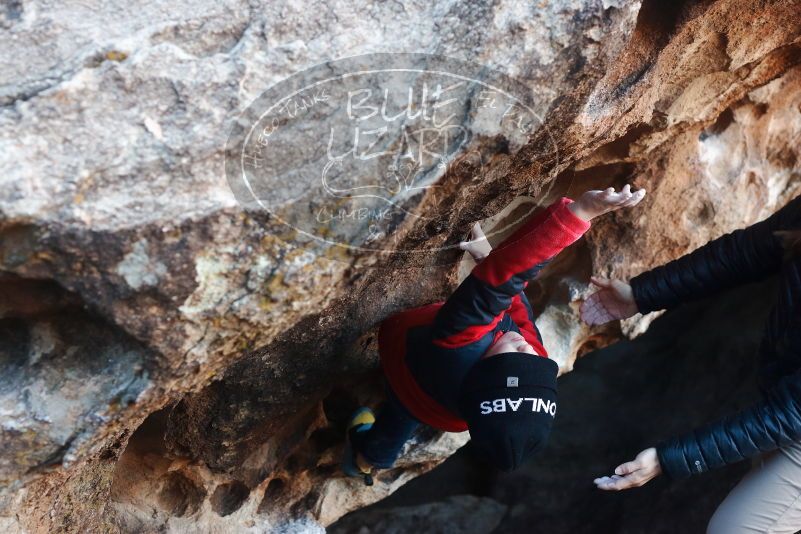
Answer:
xmin=342 ymin=407 xmax=375 ymax=486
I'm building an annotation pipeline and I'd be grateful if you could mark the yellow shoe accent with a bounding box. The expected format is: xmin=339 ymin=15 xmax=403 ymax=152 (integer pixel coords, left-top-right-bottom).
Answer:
xmin=348 ymin=407 xmax=375 ymax=430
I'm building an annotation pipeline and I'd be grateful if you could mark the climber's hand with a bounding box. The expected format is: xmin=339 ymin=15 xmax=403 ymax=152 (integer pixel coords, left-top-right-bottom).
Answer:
xmin=459 ymin=222 xmax=493 ymax=263
xmin=594 ymin=447 xmax=661 ymax=491
xmin=580 ymin=277 xmax=638 ymax=325
xmin=569 ymin=184 xmax=646 ymax=221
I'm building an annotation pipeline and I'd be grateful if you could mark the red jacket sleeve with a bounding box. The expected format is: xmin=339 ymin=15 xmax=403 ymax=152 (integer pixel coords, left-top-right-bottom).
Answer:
xmin=431 ymin=197 xmax=590 ymax=348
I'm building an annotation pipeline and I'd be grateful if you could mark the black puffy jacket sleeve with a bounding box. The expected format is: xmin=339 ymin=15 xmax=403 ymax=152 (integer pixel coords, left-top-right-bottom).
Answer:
xmin=656 ymin=368 xmax=801 ymax=479
xmin=630 ymin=196 xmax=801 ymax=315
xmin=657 ymin=265 xmax=801 ymax=479
xmin=631 ymin=195 xmax=801 ymax=480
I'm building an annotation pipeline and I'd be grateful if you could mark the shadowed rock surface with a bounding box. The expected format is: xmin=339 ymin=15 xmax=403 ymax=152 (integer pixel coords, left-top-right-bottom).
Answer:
xmin=1 ymin=0 xmax=800 ymax=532
xmin=332 ymin=495 xmax=508 ymax=534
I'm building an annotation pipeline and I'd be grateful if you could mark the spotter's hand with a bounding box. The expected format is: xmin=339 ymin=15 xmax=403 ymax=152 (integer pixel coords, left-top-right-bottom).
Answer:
xmin=594 ymin=447 xmax=661 ymax=491
xmin=580 ymin=277 xmax=638 ymax=326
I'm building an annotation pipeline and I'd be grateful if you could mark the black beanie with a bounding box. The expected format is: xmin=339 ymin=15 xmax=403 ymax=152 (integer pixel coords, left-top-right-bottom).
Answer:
xmin=458 ymin=353 xmax=559 ymax=472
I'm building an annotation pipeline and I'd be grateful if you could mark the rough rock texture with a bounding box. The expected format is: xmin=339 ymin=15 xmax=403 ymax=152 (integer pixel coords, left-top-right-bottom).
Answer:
xmin=1 ymin=0 xmax=800 ymax=532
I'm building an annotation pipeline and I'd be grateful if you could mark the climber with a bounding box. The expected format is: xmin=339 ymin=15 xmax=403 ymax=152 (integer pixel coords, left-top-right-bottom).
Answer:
xmin=341 ymin=185 xmax=646 ymax=485
xmin=585 ymin=195 xmax=801 ymax=534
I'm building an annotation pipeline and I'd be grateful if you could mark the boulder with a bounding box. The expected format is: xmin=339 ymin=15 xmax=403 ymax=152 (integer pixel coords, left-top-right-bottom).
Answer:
xmin=1 ymin=0 xmax=799 ymax=531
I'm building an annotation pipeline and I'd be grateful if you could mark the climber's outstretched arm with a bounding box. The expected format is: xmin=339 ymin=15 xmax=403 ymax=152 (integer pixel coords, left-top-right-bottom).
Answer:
xmin=431 ymin=186 xmax=646 ymax=349
xmin=460 ymin=223 xmax=545 ymax=347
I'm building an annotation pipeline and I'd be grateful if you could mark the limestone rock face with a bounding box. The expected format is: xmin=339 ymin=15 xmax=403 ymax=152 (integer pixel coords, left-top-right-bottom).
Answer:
xmin=1 ymin=0 xmax=800 ymax=532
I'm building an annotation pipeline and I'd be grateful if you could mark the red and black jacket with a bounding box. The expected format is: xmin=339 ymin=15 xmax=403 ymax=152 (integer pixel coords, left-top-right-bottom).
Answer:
xmin=379 ymin=197 xmax=591 ymax=431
